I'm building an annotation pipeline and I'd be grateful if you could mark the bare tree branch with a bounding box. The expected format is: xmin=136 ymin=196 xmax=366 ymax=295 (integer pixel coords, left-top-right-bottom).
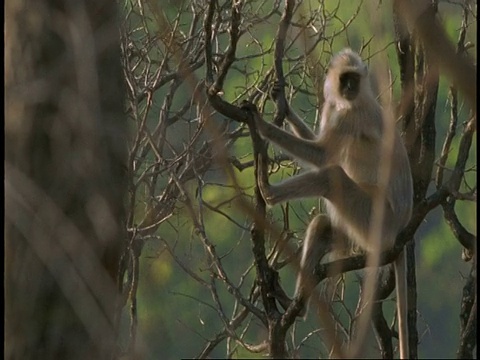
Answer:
xmin=272 ymin=0 xmax=295 ymax=126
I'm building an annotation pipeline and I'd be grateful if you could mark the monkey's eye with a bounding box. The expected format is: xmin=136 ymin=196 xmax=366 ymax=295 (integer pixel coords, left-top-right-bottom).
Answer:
xmin=339 ymin=72 xmax=361 ymax=100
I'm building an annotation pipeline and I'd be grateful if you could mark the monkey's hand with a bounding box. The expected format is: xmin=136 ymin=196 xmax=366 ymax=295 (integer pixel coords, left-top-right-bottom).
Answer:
xmin=240 ymin=101 xmax=269 ymax=137
xmin=270 ymin=81 xmax=290 ymax=116
xmin=257 ymin=153 xmax=276 ymax=206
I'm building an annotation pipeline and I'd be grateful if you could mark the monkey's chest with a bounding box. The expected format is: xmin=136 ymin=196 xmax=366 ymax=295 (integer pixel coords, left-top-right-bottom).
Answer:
xmin=337 ymin=146 xmax=379 ymax=186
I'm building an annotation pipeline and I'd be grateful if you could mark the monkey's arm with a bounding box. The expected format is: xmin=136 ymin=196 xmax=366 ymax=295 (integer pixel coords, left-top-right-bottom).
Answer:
xmin=259 ymin=165 xmax=361 ymax=206
xmin=258 ymin=169 xmax=331 ymax=205
xmin=284 ymin=107 xmax=317 ymax=140
xmin=253 ymin=110 xmax=327 ymax=167
xmin=270 ymin=82 xmax=316 ymax=140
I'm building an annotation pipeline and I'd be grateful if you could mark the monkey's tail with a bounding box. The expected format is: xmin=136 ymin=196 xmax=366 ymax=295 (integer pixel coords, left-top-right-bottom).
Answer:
xmin=394 ymin=250 xmax=409 ymax=359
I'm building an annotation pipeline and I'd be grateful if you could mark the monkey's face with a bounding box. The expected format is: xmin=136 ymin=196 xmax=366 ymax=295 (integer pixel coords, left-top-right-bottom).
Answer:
xmin=339 ymin=71 xmax=361 ymax=101
xmin=323 ymin=48 xmax=369 ymax=104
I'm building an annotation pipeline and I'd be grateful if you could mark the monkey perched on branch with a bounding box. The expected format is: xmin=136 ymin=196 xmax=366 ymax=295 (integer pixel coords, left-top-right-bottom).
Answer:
xmin=244 ymin=49 xmax=413 ymax=359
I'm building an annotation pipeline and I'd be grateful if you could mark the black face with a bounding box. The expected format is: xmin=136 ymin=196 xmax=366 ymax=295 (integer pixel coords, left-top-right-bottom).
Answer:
xmin=339 ymin=71 xmax=361 ymax=100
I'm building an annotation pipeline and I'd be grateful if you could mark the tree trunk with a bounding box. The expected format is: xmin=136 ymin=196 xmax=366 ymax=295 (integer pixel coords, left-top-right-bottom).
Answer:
xmin=5 ymin=1 xmax=127 ymax=359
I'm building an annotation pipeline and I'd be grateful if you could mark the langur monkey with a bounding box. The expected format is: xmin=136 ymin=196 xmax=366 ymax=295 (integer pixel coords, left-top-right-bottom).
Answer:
xmin=249 ymin=48 xmax=413 ymax=358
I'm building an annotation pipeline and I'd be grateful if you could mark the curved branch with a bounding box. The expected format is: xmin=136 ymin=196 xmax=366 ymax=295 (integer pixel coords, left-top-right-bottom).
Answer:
xmin=443 ymin=115 xmax=477 ymax=258
xmin=272 ymin=0 xmax=295 ymax=126
xmin=205 ymin=0 xmax=242 ymax=95
xmin=456 ymin=264 xmax=477 ymax=359
xmin=214 ymin=0 xmax=242 ymax=92
xmin=393 ymin=0 xmax=477 ymax=111
xmin=242 ymin=102 xmax=289 ymax=358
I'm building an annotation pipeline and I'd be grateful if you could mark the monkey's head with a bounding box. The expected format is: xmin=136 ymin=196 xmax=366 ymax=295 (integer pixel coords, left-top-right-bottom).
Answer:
xmin=324 ymin=48 xmax=372 ymax=105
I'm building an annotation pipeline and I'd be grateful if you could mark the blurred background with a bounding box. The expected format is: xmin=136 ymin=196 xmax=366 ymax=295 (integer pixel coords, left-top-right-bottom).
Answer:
xmin=5 ymin=0 xmax=476 ymax=359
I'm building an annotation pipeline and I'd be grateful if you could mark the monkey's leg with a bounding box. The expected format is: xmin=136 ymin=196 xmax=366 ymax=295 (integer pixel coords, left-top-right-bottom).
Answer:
xmin=294 ymin=214 xmax=333 ymax=315
xmin=258 ymin=169 xmax=332 ymax=206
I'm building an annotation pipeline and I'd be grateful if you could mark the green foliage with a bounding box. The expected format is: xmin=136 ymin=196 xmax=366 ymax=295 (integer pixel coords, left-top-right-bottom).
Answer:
xmin=123 ymin=0 xmax=476 ymax=358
